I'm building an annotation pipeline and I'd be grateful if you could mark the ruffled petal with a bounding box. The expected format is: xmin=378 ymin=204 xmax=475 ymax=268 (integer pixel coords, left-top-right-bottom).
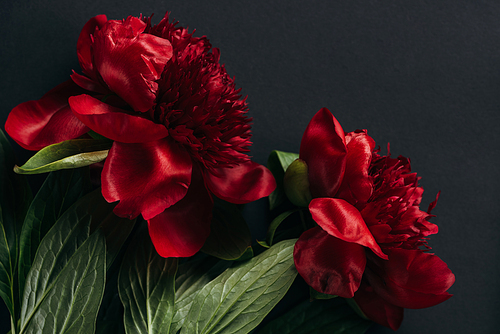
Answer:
xmin=365 ymin=249 xmax=455 ymax=309
xmin=102 ymin=138 xmax=192 ymax=220
xmin=204 ymin=161 xmax=276 ymax=204
xmin=76 ymin=14 xmax=107 ymax=79
xmin=294 ymin=226 xmax=366 ymax=298
xmin=5 ymin=80 xmax=89 ymax=150
xmin=354 ymin=282 xmax=404 ymax=330
xmin=92 ymin=16 xmax=173 ymax=112
xmin=309 ymin=198 xmax=388 ymax=260
xmin=148 ymin=166 xmax=213 ymax=258
xmin=69 ymin=94 xmax=169 ymax=143
xmin=336 ymin=130 xmax=375 ymax=206
xmin=299 ymin=108 xmax=346 ymax=198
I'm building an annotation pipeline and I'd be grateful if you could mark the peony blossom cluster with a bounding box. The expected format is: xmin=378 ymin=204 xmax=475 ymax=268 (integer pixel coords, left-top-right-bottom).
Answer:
xmin=290 ymin=108 xmax=455 ymax=330
xmin=5 ymin=13 xmax=276 ymax=258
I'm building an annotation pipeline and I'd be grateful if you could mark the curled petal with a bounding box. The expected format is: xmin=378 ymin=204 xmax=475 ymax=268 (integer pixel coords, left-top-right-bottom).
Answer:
xmin=299 ymin=108 xmax=346 ymax=198
xmin=102 ymin=138 xmax=192 ymax=220
xmin=354 ymin=282 xmax=404 ymax=330
xmin=204 ymin=161 xmax=276 ymax=204
xmin=148 ymin=166 xmax=213 ymax=258
xmin=5 ymin=80 xmax=89 ymax=150
xmin=366 ymin=249 xmax=455 ymax=309
xmin=294 ymin=226 xmax=366 ymax=298
xmin=309 ymin=198 xmax=388 ymax=260
xmin=92 ymin=16 xmax=173 ymax=112
xmin=69 ymin=94 xmax=169 ymax=143
xmin=336 ymin=130 xmax=375 ymax=206
xmin=77 ymin=14 xmax=107 ymax=79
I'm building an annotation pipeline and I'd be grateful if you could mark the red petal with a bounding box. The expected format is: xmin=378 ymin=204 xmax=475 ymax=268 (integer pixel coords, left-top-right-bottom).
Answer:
xmin=204 ymin=161 xmax=276 ymax=204
xmin=77 ymin=15 xmax=107 ymax=79
xmin=366 ymin=249 xmax=455 ymax=309
xmin=148 ymin=166 xmax=213 ymax=258
xmin=102 ymin=138 xmax=192 ymax=220
xmin=354 ymin=282 xmax=404 ymax=330
xmin=299 ymin=108 xmax=347 ymax=198
xmin=309 ymin=198 xmax=388 ymax=260
xmin=70 ymin=72 xmax=109 ymax=94
xmin=69 ymin=94 xmax=169 ymax=143
xmin=294 ymin=226 xmax=366 ymax=298
xmin=92 ymin=16 xmax=173 ymax=112
xmin=335 ymin=130 xmax=375 ymax=206
xmin=5 ymin=80 xmax=89 ymax=150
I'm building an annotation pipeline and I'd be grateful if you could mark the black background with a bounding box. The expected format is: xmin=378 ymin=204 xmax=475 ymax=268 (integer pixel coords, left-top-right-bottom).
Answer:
xmin=1 ymin=1 xmax=499 ymax=333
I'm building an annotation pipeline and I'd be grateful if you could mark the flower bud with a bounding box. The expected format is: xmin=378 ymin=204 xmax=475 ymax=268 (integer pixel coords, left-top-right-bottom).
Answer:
xmin=284 ymin=158 xmax=313 ymax=207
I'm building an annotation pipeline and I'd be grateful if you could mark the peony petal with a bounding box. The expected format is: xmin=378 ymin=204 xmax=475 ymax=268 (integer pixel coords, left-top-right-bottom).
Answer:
xmin=354 ymin=282 xmax=404 ymax=330
xmin=299 ymin=108 xmax=347 ymax=198
xmin=92 ymin=16 xmax=173 ymax=112
xmin=336 ymin=130 xmax=375 ymax=206
xmin=148 ymin=166 xmax=213 ymax=258
xmin=309 ymin=198 xmax=388 ymax=260
xmin=5 ymin=80 xmax=89 ymax=150
xmin=365 ymin=249 xmax=455 ymax=309
xmin=76 ymin=14 xmax=107 ymax=79
xmin=102 ymin=138 xmax=192 ymax=220
xmin=204 ymin=161 xmax=276 ymax=204
xmin=70 ymin=72 xmax=109 ymax=94
xmin=294 ymin=226 xmax=366 ymax=298
xmin=69 ymin=94 xmax=169 ymax=143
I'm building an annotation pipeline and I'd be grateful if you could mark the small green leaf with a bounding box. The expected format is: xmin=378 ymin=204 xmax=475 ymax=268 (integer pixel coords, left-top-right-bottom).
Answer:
xmin=0 ymin=129 xmax=32 ymax=321
xmin=18 ymin=168 xmax=91 ymax=300
xmin=14 ymin=139 xmax=112 ymax=174
xmin=179 ymin=239 xmax=298 ymax=334
xmin=266 ymin=209 xmax=299 ymax=247
xmin=309 ymin=286 xmax=337 ymax=300
xmin=257 ymin=298 xmax=373 ymax=334
xmin=201 ymin=199 xmax=252 ymax=261
xmin=118 ymin=223 xmax=178 ymax=334
xmin=18 ymin=201 xmax=106 ymax=334
xmin=267 ymin=150 xmax=299 ymax=210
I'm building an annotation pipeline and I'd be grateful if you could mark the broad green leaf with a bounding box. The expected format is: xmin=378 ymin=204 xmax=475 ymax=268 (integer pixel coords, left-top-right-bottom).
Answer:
xmin=14 ymin=139 xmax=112 ymax=174
xmin=19 ymin=229 xmax=106 ymax=334
xmin=171 ymin=256 xmax=232 ymax=333
xmin=0 ymin=130 xmax=32 ymax=321
xmin=179 ymin=239 xmax=298 ymax=334
xmin=257 ymin=298 xmax=372 ymax=334
xmin=18 ymin=168 xmax=91 ymax=299
xmin=201 ymin=199 xmax=252 ymax=261
xmin=266 ymin=210 xmax=299 ymax=247
xmin=118 ymin=223 xmax=178 ymax=334
xmin=267 ymin=151 xmax=299 ymax=210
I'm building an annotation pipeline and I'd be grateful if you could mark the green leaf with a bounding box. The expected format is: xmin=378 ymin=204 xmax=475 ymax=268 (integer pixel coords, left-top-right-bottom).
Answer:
xmin=0 ymin=129 xmax=32 ymax=320
xmin=171 ymin=256 xmax=232 ymax=333
xmin=14 ymin=139 xmax=112 ymax=174
xmin=309 ymin=286 xmax=337 ymax=300
xmin=179 ymin=239 xmax=298 ymax=334
xmin=266 ymin=210 xmax=299 ymax=247
xmin=19 ymin=228 xmax=106 ymax=334
xmin=118 ymin=223 xmax=178 ymax=334
xmin=201 ymin=199 xmax=252 ymax=261
xmin=257 ymin=298 xmax=373 ymax=334
xmin=267 ymin=151 xmax=299 ymax=210
xmin=18 ymin=168 xmax=91 ymax=300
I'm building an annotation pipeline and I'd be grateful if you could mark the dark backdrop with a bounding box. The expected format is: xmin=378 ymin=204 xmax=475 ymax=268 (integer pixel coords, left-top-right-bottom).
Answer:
xmin=1 ymin=1 xmax=499 ymax=333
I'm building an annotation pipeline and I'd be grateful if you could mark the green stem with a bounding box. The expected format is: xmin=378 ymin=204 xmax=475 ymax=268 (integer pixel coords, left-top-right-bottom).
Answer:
xmin=11 ymin=314 xmax=17 ymax=334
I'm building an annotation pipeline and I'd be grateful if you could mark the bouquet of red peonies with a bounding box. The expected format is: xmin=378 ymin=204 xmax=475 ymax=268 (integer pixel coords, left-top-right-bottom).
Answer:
xmin=0 ymin=12 xmax=454 ymax=334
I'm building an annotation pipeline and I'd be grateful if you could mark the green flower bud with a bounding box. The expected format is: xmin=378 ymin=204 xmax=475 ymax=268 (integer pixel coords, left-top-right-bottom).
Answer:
xmin=284 ymin=158 xmax=313 ymax=207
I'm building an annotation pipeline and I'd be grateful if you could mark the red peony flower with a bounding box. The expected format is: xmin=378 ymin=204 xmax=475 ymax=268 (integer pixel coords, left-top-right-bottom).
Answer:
xmin=5 ymin=13 xmax=276 ymax=258
xmin=291 ymin=108 xmax=454 ymax=330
